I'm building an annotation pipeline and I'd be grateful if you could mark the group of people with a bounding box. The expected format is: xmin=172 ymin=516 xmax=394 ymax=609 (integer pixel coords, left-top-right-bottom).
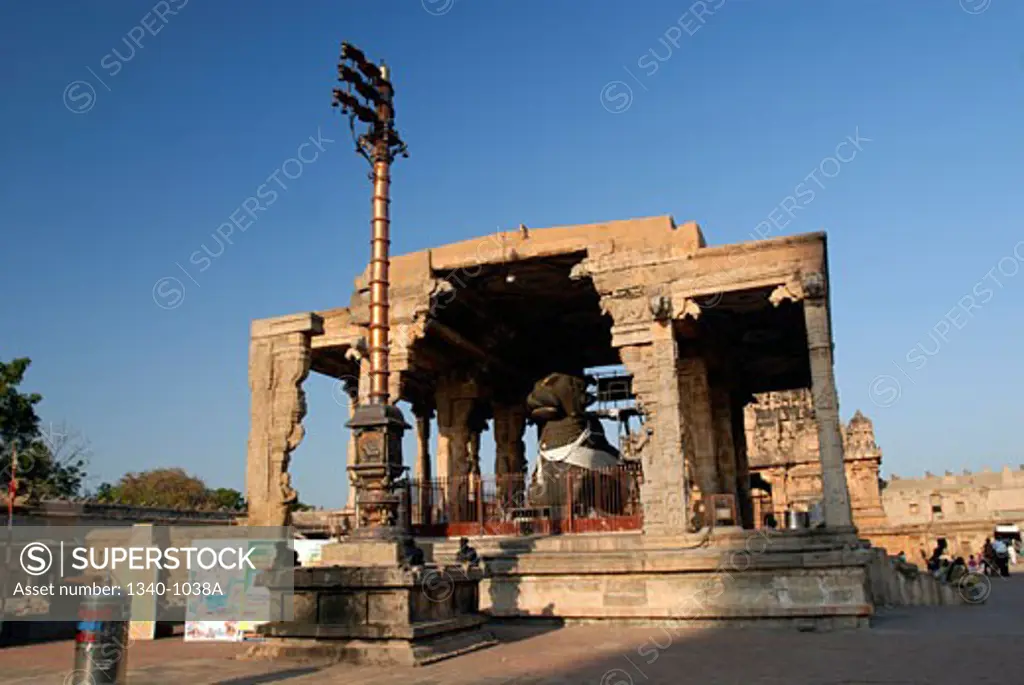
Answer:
xmin=975 ymin=537 xmax=1015 ymax=577
xmin=912 ymin=539 xmax=972 ymax=584
xmin=911 ymin=536 xmax=1016 ymax=581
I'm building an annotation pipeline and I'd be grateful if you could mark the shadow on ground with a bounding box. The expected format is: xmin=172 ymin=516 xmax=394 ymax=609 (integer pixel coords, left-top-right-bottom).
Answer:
xmin=214 ymin=666 xmax=322 ymax=685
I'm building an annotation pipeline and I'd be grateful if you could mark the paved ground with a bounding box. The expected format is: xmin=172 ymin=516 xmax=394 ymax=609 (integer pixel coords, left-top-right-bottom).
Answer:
xmin=4 ymin=575 xmax=1023 ymax=684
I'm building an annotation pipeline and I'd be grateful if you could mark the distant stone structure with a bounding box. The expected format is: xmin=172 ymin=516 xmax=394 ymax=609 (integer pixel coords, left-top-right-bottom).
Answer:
xmin=744 ymin=389 xmax=1024 ymax=559
xmin=745 ymin=389 xmax=886 ymax=528
xmin=869 ymin=466 xmax=1024 ymax=559
xmin=883 ymin=466 xmax=1024 ymax=524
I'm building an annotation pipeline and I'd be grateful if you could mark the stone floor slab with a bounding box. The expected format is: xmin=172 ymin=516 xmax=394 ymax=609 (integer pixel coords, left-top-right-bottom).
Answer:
xmin=1 ymin=576 xmax=1022 ymax=684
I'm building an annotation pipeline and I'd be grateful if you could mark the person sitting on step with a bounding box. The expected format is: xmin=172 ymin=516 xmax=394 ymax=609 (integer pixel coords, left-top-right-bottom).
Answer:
xmin=456 ymin=537 xmax=479 ymax=567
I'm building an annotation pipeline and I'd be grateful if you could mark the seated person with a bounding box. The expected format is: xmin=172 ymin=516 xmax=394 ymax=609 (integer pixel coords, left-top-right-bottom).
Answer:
xmin=456 ymin=537 xmax=479 ymax=566
xmin=947 ymin=557 xmax=968 ymax=584
xmin=402 ymin=537 xmax=425 ymax=567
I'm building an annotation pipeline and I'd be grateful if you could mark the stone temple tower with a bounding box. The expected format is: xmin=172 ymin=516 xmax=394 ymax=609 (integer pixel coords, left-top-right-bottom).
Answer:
xmin=744 ymin=391 xmax=886 ymax=528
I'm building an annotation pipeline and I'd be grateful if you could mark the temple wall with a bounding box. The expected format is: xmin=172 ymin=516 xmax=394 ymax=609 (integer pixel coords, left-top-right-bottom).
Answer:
xmin=744 ymin=389 xmax=885 ymax=527
xmin=429 ymin=531 xmax=872 ymax=629
xmin=744 ymin=390 xmax=1024 ymax=560
xmin=882 ymin=466 xmax=1024 ymax=525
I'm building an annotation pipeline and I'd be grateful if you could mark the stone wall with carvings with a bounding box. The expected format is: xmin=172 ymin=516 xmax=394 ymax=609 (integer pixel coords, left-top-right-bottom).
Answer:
xmin=744 ymin=389 xmax=1024 ymax=554
xmin=744 ymin=389 xmax=884 ymax=526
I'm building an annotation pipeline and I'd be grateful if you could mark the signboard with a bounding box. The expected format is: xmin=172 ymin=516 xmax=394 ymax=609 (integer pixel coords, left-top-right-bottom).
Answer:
xmin=293 ymin=539 xmax=328 ymax=566
xmin=183 ymin=539 xmax=281 ymax=643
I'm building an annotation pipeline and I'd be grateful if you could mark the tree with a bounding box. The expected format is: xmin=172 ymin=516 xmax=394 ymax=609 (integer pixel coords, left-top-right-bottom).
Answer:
xmin=1 ymin=359 xmax=89 ymax=501
xmin=0 ymin=358 xmax=42 ymax=449
xmin=208 ymin=487 xmax=246 ymax=512
xmin=106 ymin=468 xmax=211 ymax=509
xmin=94 ymin=468 xmax=247 ymax=511
xmin=93 ymin=482 xmax=117 ymax=503
xmin=15 ymin=424 xmax=90 ymax=500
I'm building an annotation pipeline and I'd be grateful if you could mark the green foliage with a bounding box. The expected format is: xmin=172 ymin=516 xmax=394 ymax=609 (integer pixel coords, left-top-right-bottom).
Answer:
xmin=1 ymin=358 xmax=88 ymax=501
xmin=0 ymin=357 xmax=42 ymax=450
xmin=94 ymin=468 xmax=246 ymax=511
xmin=94 ymin=482 xmax=117 ymax=503
xmin=209 ymin=487 xmax=247 ymax=512
xmin=9 ymin=440 xmax=88 ymax=500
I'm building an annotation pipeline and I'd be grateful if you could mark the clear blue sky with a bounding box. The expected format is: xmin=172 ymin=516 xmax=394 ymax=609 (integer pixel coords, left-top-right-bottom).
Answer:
xmin=2 ymin=0 xmax=1022 ymax=507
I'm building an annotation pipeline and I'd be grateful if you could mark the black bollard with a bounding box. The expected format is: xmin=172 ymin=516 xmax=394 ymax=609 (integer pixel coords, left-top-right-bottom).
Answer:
xmin=69 ymin=590 xmax=130 ymax=684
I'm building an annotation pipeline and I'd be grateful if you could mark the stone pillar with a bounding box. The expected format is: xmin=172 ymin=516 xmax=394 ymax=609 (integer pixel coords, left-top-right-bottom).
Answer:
xmin=246 ymin=313 xmax=323 ymax=527
xmin=678 ymin=355 xmax=721 ymax=511
xmin=768 ymin=468 xmax=789 ymax=523
xmin=413 ymin=405 xmax=434 ymax=525
xmin=730 ymin=392 xmax=754 ymax=529
xmin=494 ymin=403 xmax=527 ymax=507
xmin=467 ymin=402 xmax=487 ymax=505
xmin=343 ymin=377 xmax=360 ymax=514
xmin=435 ymin=389 xmax=474 ymax=522
xmin=709 ymin=387 xmax=738 ymax=499
xmin=802 ymin=273 xmax=854 ymax=529
xmin=619 ymin=323 xmax=687 ymax=537
xmin=467 ymin=429 xmax=482 ymax=506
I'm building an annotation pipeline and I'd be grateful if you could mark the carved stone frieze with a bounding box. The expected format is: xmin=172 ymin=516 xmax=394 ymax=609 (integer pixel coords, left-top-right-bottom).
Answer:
xmin=601 ymin=294 xmax=650 ymax=325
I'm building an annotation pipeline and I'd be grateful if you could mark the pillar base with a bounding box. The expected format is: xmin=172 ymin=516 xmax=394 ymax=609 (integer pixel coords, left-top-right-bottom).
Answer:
xmin=247 ymin=565 xmax=495 ymax=666
xmin=347 ymin=403 xmax=409 ymax=532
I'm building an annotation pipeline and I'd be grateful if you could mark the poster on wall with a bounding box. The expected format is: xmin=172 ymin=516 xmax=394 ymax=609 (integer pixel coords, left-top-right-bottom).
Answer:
xmin=183 ymin=539 xmax=281 ymax=643
xmin=293 ymin=539 xmax=328 ymax=566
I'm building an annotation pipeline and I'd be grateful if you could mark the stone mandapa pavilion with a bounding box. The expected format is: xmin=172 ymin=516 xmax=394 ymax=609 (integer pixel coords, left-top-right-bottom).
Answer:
xmin=246 ymin=215 xmax=878 ymax=627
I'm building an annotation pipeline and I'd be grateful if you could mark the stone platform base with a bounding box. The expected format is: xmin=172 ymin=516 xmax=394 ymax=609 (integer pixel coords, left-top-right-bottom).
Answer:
xmin=246 ymin=563 xmax=495 ymax=666
xmin=427 ymin=527 xmax=875 ymax=629
xmin=246 ymin=617 xmax=496 ymax=666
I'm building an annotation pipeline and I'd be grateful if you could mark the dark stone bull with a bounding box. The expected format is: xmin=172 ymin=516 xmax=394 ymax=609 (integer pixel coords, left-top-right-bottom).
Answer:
xmin=525 ymin=373 xmax=632 ymax=516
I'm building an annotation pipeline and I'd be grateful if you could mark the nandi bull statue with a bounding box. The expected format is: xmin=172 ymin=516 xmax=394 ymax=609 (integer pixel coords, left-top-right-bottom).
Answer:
xmin=525 ymin=372 xmax=632 ymax=516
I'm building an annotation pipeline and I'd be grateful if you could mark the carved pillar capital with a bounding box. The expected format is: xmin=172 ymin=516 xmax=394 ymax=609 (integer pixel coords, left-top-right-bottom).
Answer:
xmin=801 ymin=271 xmax=827 ymax=300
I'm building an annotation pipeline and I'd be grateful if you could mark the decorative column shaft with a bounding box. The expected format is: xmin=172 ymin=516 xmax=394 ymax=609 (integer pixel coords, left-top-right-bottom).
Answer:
xmin=344 ymin=378 xmax=360 ymax=513
xmin=245 ymin=313 xmax=323 ymax=527
xmin=678 ymin=356 xmax=720 ymax=504
xmin=435 ymin=393 xmax=473 ymax=522
xmin=710 ymin=386 xmax=739 ymax=503
xmin=802 ymin=273 xmax=854 ymax=529
xmin=619 ymin=323 xmax=688 ymax=536
xmin=729 ymin=392 xmax=754 ymax=529
xmin=494 ymin=403 xmax=527 ymax=508
xmin=414 ymin=407 xmax=434 ymax=525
